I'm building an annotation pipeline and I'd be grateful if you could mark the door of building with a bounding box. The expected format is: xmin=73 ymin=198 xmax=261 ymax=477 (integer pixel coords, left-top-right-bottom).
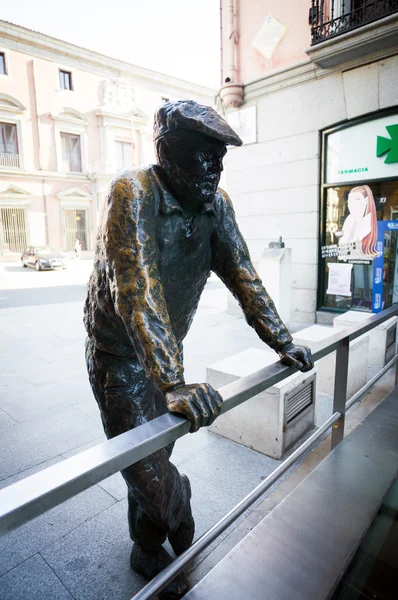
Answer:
xmin=63 ymin=208 xmax=88 ymax=251
xmin=0 ymin=207 xmax=28 ymax=255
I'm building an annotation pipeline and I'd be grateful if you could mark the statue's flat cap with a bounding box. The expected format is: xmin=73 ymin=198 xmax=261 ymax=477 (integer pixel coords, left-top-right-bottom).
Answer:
xmin=154 ymin=100 xmax=242 ymax=147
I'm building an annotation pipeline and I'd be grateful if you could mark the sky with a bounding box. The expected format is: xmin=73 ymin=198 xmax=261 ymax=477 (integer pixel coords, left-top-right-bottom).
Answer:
xmin=1 ymin=0 xmax=221 ymax=88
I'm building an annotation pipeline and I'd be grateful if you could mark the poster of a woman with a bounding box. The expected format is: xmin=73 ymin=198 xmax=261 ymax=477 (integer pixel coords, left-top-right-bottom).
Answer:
xmin=338 ymin=185 xmax=379 ymax=260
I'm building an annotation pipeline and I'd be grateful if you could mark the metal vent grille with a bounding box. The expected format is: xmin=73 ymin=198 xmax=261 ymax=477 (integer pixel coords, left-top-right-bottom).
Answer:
xmin=285 ymin=379 xmax=315 ymax=425
xmin=385 ymin=326 xmax=397 ymax=365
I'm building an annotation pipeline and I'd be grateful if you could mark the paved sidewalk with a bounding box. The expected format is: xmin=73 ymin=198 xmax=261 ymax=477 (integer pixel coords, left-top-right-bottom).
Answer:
xmin=0 ymin=261 xmax=311 ymax=600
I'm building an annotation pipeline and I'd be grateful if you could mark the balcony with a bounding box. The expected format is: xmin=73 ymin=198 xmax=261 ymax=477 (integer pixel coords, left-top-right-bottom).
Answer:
xmin=0 ymin=152 xmax=20 ymax=169
xmin=307 ymin=1 xmax=398 ymax=67
xmin=310 ymin=0 xmax=398 ymax=45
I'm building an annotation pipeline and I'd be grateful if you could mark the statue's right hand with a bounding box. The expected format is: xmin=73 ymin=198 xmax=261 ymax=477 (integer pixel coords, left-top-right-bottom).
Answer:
xmin=165 ymin=383 xmax=223 ymax=433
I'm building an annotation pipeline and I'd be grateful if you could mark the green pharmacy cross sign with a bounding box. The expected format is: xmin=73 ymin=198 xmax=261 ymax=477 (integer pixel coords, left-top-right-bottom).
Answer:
xmin=376 ymin=124 xmax=398 ymax=164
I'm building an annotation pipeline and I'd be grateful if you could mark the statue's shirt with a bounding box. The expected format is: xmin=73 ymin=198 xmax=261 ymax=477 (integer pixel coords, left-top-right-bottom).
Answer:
xmin=84 ymin=166 xmax=292 ymax=392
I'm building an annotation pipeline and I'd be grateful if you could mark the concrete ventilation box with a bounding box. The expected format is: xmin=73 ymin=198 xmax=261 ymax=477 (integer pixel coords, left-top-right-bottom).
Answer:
xmin=293 ymin=324 xmax=370 ymax=398
xmin=333 ymin=312 xmax=398 ymax=371
xmin=207 ymin=348 xmax=317 ymax=459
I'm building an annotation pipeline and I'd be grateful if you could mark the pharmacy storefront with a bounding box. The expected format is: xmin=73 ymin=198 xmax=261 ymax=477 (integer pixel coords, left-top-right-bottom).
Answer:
xmin=319 ymin=110 xmax=398 ymax=315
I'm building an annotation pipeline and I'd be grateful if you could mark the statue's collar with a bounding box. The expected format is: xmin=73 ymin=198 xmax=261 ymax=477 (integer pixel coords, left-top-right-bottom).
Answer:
xmin=152 ymin=165 xmax=216 ymax=217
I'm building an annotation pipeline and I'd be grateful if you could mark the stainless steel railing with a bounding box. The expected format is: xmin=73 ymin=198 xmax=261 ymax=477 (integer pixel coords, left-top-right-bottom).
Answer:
xmin=1 ymin=305 xmax=397 ymax=596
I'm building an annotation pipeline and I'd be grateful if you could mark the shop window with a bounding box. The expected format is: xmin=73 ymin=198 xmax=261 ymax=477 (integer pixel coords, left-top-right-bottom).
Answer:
xmin=321 ymin=182 xmax=398 ymax=312
xmin=59 ymin=69 xmax=73 ymax=90
xmin=319 ymin=112 xmax=398 ymax=314
xmin=60 ymin=132 xmax=82 ymax=172
xmin=0 ymin=52 xmax=7 ymax=75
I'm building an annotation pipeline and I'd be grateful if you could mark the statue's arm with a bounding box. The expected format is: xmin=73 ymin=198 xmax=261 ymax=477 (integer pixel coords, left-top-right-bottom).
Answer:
xmin=211 ymin=190 xmax=293 ymax=352
xmin=104 ymin=174 xmax=184 ymax=392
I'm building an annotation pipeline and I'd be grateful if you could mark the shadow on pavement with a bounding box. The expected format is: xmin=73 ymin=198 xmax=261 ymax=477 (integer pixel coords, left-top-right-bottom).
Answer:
xmin=2 ymin=265 xmax=27 ymax=273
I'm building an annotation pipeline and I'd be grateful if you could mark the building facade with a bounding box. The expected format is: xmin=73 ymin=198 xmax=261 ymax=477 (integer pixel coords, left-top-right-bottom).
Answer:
xmin=218 ymin=0 xmax=398 ymax=325
xmin=0 ymin=21 xmax=214 ymax=259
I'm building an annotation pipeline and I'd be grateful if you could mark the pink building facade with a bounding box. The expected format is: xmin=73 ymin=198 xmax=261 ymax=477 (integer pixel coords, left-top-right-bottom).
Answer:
xmin=218 ymin=1 xmax=398 ymax=325
xmin=0 ymin=21 xmax=214 ymax=259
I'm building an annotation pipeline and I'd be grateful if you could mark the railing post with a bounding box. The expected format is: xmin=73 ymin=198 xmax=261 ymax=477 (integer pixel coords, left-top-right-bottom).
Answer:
xmin=395 ymin=352 xmax=398 ymax=388
xmin=331 ymin=336 xmax=349 ymax=449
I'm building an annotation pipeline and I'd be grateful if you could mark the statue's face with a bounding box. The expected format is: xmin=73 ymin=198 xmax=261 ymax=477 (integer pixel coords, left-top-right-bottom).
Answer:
xmin=158 ymin=131 xmax=227 ymax=207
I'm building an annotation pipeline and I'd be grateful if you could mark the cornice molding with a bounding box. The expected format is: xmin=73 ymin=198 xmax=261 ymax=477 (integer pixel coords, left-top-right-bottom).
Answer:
xmin=0 ymin=183 xmax=32 ymax=198
xmin=50 ymin=107 xmax=88 ymax=126
xmin=0 ymin=92 xmax=27 ymax=114
xmin=0 ymin=167 xmax=91 ymax=181
xmin=0 ymin=20 xmax=216 ymax=99
xmin=242 ymin=42 xmax=398 ymax=103
xmin=56 ymin=186 xmax=92 ymax=201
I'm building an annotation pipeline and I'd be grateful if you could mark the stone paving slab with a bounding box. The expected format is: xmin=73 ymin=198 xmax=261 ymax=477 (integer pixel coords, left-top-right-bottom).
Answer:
xmin=170 ymin=428 xmax=221 ymax=466
xmin=0 ymin=409 xmax=17 ymax=433
xmin=0 ymin=376 xmax=94 ymax=423
xmin=40 ymin=500 xmax=145 ymax=600
xmin=178 ymin=433 xmax=280 ymax=506
xmin=0 ymin=484 xmax=116 ymax=577
xmin=0 ymin=406 xmax=104 ymax=480
xmin=0 ymin=554 xmax=74 ymax=600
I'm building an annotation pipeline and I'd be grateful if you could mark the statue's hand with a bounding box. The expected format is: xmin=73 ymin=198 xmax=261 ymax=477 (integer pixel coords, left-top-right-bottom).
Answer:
xmin=165 ymin=383 xmax=223 ymax=433
xmin=279 ymin=342 xmax=314 ymax=373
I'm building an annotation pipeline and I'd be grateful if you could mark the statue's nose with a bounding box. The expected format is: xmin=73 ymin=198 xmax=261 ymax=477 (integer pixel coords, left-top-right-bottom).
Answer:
xmin=208 ymin=156 xmax=223 ymax=174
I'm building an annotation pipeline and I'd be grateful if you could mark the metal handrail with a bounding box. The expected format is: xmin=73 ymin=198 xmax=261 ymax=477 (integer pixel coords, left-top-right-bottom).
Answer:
xmin=132 ymin=411 xmax=342 ymax=600
xmin=0 ymin=305 xmax=397 ymax=536
xmin=133 ymin=347 xmax=398 ymax=600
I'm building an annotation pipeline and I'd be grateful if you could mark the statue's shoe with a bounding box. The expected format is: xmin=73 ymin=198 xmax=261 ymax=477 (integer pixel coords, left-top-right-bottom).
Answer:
xmin=130 ymin=544 xmax=189 ymax=599
xmin=168 ymin=475 xmax=195 ymax=556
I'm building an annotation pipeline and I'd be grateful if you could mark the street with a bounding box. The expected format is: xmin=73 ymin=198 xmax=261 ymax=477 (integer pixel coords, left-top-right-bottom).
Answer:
xmin=0 ymin=258 xmax=93 ymax=308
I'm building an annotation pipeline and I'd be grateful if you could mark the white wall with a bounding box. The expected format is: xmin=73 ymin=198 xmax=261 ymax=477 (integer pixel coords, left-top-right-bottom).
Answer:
xmin=223 ymin=54 xmax=398 ymax=325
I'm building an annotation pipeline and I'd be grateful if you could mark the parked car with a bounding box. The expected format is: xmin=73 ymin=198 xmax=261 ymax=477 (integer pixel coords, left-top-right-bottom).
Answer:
xmin=21 ymin=246 xmax=68 ymax=271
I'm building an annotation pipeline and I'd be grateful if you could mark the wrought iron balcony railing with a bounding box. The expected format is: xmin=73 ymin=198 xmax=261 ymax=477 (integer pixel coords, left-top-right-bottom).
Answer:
xmin=309 ymin=0 xmax=398 ymax=45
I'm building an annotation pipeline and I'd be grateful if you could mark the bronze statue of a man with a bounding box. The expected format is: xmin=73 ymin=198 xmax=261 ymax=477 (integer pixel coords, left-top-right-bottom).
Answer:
xmin=84 ymin=100 xmax=313 ymax=597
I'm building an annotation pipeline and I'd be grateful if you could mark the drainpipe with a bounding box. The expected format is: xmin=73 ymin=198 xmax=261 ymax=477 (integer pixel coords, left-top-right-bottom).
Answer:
xmin=219 ymin=0 xmax=224 ymax=86
xmin=31 ymin=59 xmax=49 ymax=245
xmin=227 ymin=0 xmax=236 ymax=83
xmin=219 ymin=0 xmax=244 ymax=108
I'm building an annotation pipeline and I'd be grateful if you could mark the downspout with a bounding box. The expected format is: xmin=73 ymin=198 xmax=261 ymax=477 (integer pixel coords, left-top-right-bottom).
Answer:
xmin=227 ymin=0 xmax=236 ymax=83
xmin=31 ymin=59 xmax=49 ymax=245
xmin=219 ymin=0 xmax=244 ymax=108
xmin=219 ymin=0 xmax=224 ymax=87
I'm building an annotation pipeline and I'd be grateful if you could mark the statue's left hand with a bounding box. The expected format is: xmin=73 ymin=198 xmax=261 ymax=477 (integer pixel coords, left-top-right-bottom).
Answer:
xmin=279 ymin=342 xmax=314 ymax=373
